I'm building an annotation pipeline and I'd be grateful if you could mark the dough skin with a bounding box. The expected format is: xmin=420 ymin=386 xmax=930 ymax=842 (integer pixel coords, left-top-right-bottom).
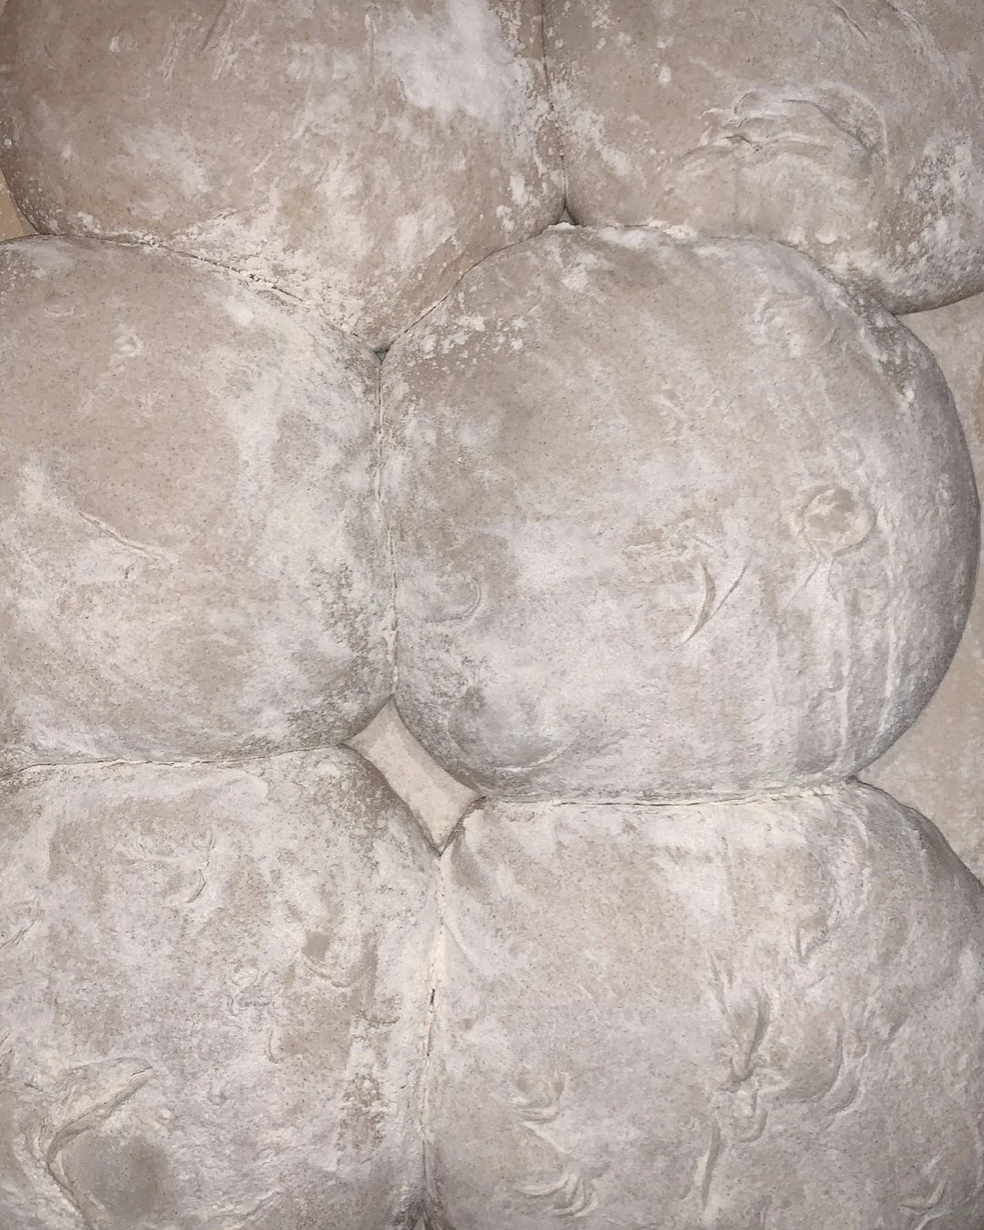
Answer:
xmin=385 ymin=227 xmax=979 ymax=800
xmin=0 ymin=750 xmax=436 ymax=1230
xmin=866 ymin=293 xmax=984 ymax=882
xmin=5 ymin=766 xmax=982 ymax=1230
xmin=0 ymin=0 xmax=563 ymax=348
xmin=545 ymin=0 xmax=984 ymax=313
xmin=0 ymin=238 xmax=389 ymax=774
xmin=1 ymin=0 xmax=982 ymax=1218
xmin=426 ymin=783 xmax=984 ymax=1230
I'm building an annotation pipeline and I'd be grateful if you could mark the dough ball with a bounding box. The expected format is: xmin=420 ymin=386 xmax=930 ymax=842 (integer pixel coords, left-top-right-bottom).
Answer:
xmin=0 ymin=0 xmax=563 ymax=348
xmin=0 ymin=750 xmax=436 ymax=1230
xmin=385 ymin=227 xmax=978 ymax=800
xmin=427 ymin=784 xmax=984 ymax=1230
xmin=546 ymin=0 xmax=984 ymax=313
xmin=0 ymin=237 xmax=388 ymax=774
xmin=865 ymin=292 xmax=984 ymax=882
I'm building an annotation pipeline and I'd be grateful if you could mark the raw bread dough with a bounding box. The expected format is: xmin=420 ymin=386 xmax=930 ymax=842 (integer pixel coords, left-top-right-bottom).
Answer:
xmin=0 ymin=237 xmax=389 ymax=774
xmin=0 ymin=0 xmax=563 ymax=348
xmin=0 ymin=749 xmax=436 ymax=1230
xmin=865 ymin=294 xmax=984 ymax=882
xmin=545 ymin=0 xmax=984 ymax=313
xmin=426 ymin=784 xmax=984 ymax=1230
xmin=385 ymin=227 xmax=979 ymax=800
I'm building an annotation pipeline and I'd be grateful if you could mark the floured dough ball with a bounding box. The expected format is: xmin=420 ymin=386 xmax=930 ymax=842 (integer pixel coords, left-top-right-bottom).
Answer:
xmin=0 ymin=0 xmax=563 ymax=348
xmin=427 ymin=784 xmax=984 ymax=1230
xmin=385 ymin=227 xmax=978 ymax=800
xmin=546 ymin=0 xmax=984 ymax=313
xmin=0 ymin=750 xmax=436 ymax=1230
xmin=865 ymin=293 xmax=984 ymax=882
xmin=0 ymin=237 xmax=388 ymax=775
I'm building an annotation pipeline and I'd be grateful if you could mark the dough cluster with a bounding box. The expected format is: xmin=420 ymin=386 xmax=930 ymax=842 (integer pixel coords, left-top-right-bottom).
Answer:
xmin=0 ymin=2 xmax=982 ymax=1228
xmin=0 ymin=0 xmax=563 ymax=348
xmin=546 ymin=0 xmax=984 ymax=313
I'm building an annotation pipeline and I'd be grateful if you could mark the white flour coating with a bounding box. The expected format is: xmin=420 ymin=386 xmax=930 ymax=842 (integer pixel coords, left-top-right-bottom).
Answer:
xmin=0 ymin=0 xmax=563 ymax=348
xmin=427 ymin=784 xmax=984 ymax=1230
xmin=0 ymin=0 xmax=983 ymax=1222
xmin=379 ymin=0 xmax=530 ymax=129
xmin=0 ymin=750 xmax=436 ymax=1230
xmin=0 ymin=237 xmax=390 ymax=774
xmin=546 ymin=0 xmax=984 ymax=312
xmin=384 ymin=226 xmax=979 ymax=800
xmin=865 ymin=292 xmax=984 ymax=883
xmin=3 ymin=757 xmax=984 ymax=1228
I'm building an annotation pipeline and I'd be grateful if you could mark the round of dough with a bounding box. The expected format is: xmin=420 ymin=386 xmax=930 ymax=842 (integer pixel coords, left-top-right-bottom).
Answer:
xmin=385 ymin=227 xmax=979 ymax=800
xmin=0 ymin=750 xmax=436 ymax=1230
xmin=865 ymin=291 xmax=984 ymax=883
xmin=0 ymin=170 xmax=28 ymax=241
xmin=427 ymin=784 xmax=984 ymax=1230
xmin=545 ymin=0 xmax=984 ymax=313
xmin=0 ymin=0 xmax=563 ymax=348
xmin=0 ymin=237 xmax=388 ymax=775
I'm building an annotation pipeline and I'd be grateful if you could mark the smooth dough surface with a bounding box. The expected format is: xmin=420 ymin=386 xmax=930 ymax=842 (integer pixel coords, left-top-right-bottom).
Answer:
xmin=545 ymin=0 xmax=984 ymax=313
xmin=385 ymin=227 xmax=979 ymax=800
xmin=0 ymin=749 xmax=436 ymax=1230
xmin=0 ymin=0 xmax=563 ymax=348
xmin=866 ymin=294 xmax=984 ymax=882
xmin=426 ymin=784 xmax=984 ymax=1230
xmin=0 ymin=237 xmax=389 ymax=775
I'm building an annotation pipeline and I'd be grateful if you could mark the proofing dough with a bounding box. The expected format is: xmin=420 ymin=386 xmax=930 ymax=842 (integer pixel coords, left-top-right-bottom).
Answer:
xmin=0 ymin=750 xmax=436 ymax=1230
xmin=427 ymin=784 xmax=984 ymax=1230
xmin=0 ymin=0 xmax=563 ymax=347
xmin=385 ymin=227 xmax=979 ymax=799
xmin=546 ymin=0 xmax=984 ymax=313
xmin=0 ymin=237 xmax=389 ymax=774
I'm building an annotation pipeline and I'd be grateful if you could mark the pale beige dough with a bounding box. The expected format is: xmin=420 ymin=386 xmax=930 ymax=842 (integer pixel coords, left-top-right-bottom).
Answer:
xmin=865 ymin=294 xmax=984 ymax=882
xmin=0 ymin=237 xmax=389 ymax=774
xmin=0 ymin=749 xmax=436 ymax=1230
xmin=545 ymin=0 xmax=984 ymax=313
xmin=385 ymin=227 xmax=979 ymax=800
xmin=426 ymin=784 xmax=984 ymax=1230
xmin=0 ymin=0 xmax=563 ymax=348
